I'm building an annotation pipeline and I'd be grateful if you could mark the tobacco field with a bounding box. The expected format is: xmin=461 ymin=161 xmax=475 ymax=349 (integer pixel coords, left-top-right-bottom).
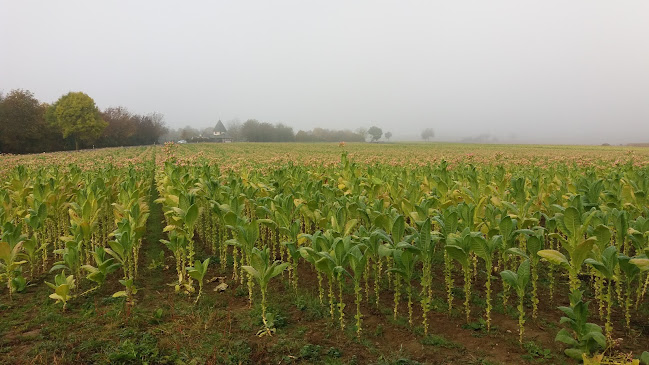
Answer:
xmin=1 ymin=142 xmax=649 ymax=364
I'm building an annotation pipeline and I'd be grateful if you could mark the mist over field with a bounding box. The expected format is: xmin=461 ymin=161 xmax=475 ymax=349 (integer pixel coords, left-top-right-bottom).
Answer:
xmin=1 ymin=1 xmax=648 ymax=145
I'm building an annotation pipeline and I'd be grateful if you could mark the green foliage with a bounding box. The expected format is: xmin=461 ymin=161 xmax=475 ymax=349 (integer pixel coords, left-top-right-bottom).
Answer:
xmin=500 ymin=259 xmax=530 ymax=344
xmin=521 ymin=341 xmax=553 ymax=362
xmin=555 ymin=290 xmax=606 ymax=360
xmin=539 ymin=205 xmax=597 ymax=292
xmin=82 ymin=246 xmax=120 ymax=286
xmin=420 ymin=334 xmax=462 ymax=349
xmin=299 ymin=344 xmax=322 ymax=360
xmin=0 ymin=89 xmax=55 ymax=154
xmin=641 ymin=351 xmax=649 ymax=365
xmin=47 ymin=91 xmax=107 ymax=149
xmin=367 ymin=126 xmax=383 ymax=142
xmin=45 ymin=270 xmax=76 ymax=309
xmin=187 ymin=258 xmax=210 ymax=303
xmin=242 ymin=247 xmax=289 ymax=336
xmin=0 ymin=221 xmax=27 ymax=300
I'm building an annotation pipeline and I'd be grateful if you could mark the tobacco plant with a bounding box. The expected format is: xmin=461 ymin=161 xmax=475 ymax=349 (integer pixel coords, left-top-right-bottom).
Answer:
xmin=555 ymin=290 xmax=606 ymax=360
xmin=500 ymin=259 xmax=530 ymax=344
xmin=445 ymin=228 xmax=475 ymax=322
xmin=388 ymin=242 xmax=420 ymax=326
xmin=471 ymin=234 xmax=501 ymax=330
xmin=187 ymin=258 xmax=210 ymax=303
xmin=46 ymin=270 xmax=76 ymax=310
xmin=539 ymin=206 xmax=597 ymax=292
xmin=0 ymin=222 xmax=27 ymax=300
xmin=584 ymin=246 xmax=618 ymax=337
xmin=242 ymin=247 xmax=289 ymax=336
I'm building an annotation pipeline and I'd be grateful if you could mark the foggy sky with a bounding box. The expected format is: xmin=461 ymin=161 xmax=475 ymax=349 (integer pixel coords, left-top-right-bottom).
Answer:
xmin=2 ymin=1 xmax=648 ymax=144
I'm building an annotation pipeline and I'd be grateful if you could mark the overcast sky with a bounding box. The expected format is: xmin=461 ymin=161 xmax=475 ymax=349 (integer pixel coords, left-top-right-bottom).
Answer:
xmin=2 ymin=1 xmax=648 ymax=144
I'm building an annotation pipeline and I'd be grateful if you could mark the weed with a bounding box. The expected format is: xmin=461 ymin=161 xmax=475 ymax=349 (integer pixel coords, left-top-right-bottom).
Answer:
xmin=326 ymin=347 xmax=342 ymax=358
xmin=299 ymin=343 xmax=321 ymax=360
xmin=420 ymin=334 xmax=463 ymax=349
xmin=374 ymin=324 xmax=384 ymax=337
xmin=522 ymin=341 xmax=553 ymax=362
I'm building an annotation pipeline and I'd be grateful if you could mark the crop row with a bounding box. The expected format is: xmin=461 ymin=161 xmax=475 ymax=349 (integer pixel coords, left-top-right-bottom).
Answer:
xmin=1 ymin=144 xmax=649 ymax=362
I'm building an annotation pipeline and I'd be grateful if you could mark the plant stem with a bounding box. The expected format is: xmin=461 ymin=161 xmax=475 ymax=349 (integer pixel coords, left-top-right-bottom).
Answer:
xmin=463 ymin=267 xmax=471 ymax=323
xmin=517 ymin=294 xmax=525 ymax=345
xmin=338 ymin=279 xmax=345 ymax=330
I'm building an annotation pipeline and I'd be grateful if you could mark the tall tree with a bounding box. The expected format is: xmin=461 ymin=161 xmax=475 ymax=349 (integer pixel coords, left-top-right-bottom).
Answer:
xmin=133 ymin=112 xmax=168 ymax=145
xmin=274 ymin=123 xmax=295 ymax=142
xmin=421 ymin=128 xmax=435 ymax=141
xmin=368 ymin=126 xmax=383 ymax=142
xmin=240 ymin=119 xmax=261 ymax=142
xmin=384 ymin=131 xmax=393 ymax=141
xmin=98 ymin=107 xmax=137 ymax=147
xmin=226 ymin=120 xmax=242 ymax=142
xmin=0 ymin=89 xmax=59 ymax=154
xmin=48 ymin=92 xmax=107 ymax=150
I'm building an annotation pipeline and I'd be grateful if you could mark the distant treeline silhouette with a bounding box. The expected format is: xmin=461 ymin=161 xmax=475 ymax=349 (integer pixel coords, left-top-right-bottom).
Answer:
xmin=164 ymin=119 xmax=368 ymax=143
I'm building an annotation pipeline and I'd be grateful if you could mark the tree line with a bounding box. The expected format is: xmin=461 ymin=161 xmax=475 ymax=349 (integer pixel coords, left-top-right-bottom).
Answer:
xmin=0 ymin=89 xmax=168 ymax=154
xmin=163 ymin=120 xmax=396 ymax=143
xmin=166 ymin=123 xmax=436 ymax=144
xmin=1 ymin=88 xmax=436 ymax=154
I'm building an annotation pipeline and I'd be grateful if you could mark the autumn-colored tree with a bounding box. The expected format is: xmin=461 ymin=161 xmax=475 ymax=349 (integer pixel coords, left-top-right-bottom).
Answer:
xmin=98 ymin=107 xmax=138 ymax=146
xmin=48 ymin=92 xmax=107 ymax=150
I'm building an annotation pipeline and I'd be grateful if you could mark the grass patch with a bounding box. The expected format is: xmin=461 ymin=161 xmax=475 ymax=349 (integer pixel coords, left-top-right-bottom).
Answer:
xmin=420 ymin=334 xmax=464 ymax=349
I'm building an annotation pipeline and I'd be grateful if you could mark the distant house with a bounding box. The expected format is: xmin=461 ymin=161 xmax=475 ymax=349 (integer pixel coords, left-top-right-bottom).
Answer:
xmin=213 ymin=120 xmax=233 ymax=143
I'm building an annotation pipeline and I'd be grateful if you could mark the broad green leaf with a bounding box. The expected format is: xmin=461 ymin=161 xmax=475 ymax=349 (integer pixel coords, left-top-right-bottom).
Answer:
xmin=506 ymin=247 xmax=528 ymax=259
xmin=630 ymin=258 xmax=649 ymax=271
xmin=344 ymin=219 xmax=358 ymax=236
xmin=640 ymin=351 xmax=649 ymax=365
xmin=271 ymin=262 xmax=290 ymax=278
xmin=499 ymin=216 xmax=514 ymax=238
xmin=554 ymin=329 xmax=578 ymax=346
xmin=185 ymin=204 xmax=199 ymax=227
xmin=517 ymin=259 xmax=530 ymax=288
xmin=564 ymin=348 xmax=585 ymax=360
xmin=538 ymin=249 xmax=569 ymax=266
xmin=572 ymin=237 xmax=597 ymax=267
xmin=374 ymin=215 xmax=390 ymax=233
xmin=445 ymin=245 xmax=468 ymax=267
xmin=0 ymin=242 xmax=10 ymax=263
xmin=392 ymin=215 xmax=405 ymax=243
xmin=55 ymin=284 xmax=70 ymax=298
xmin=563 ymin=207 xmax=580 ymax=237
xmin=592 ymin=225 xmax=611 ymax=249
xmin=420 ymin=218 xmax=431 ymax=247
xmin=500 ymin=270 xmax=518 ymax=288
xmin=584 ymin=259 xmax=610 ymax=278
xmin=471 ymin=236 xmax=489 ymax=261
xmin=526 ymin=236 xmax=542 ymax=256
xmin=241 ymin=265 xmax=260 ymax=280
xmin=163 ymin=225 xmax=177 ymax=233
